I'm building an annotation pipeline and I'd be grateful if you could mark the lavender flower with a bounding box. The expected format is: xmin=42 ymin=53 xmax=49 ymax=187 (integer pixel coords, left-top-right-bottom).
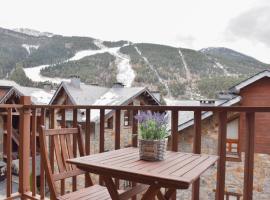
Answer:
xmin=135 ymin=111 xmax=168 ymax=140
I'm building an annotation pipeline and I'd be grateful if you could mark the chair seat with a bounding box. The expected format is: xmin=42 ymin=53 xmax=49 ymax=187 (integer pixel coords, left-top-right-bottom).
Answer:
xmin=58 ymin=184 xmax=114 ymax=200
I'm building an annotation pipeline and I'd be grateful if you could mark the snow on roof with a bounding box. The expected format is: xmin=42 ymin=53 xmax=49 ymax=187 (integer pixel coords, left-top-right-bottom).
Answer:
xmin=229 ymin=70 xmax=270 ymax=94
xmin=0 ymin=79 xmax=54 ymax=104
xmin=51 ymin=80 xmax=160 ymax=122
xmin=60 ymin=81 xmax=109 ymax=105
xmin=165 ymin=96 xmax=241 ymax=132
xmin=82 ymin=87 xmax=151 ymax=122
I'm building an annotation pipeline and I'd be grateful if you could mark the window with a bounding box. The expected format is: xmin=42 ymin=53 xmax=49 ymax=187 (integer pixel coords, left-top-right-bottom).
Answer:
xmin=226 ymin=118 xmax=240 ymax=161
xmin=124 ymin=110 xmax=132 ymax=126
xmin=106 ymin=117 xmax=113 ymax=129
xmin=225 ymin=191 xmax=242 ymax=200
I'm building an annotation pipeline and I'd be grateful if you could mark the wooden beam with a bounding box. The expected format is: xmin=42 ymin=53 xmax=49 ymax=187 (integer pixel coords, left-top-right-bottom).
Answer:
xmin=243 ymin=112 xmax=255 ymax=200
xmin=99 ymin=109 xmax=105 ymax=153
xmin=170 ymin=109 xmax=179 ymax=200
xmin=85 ymin=109 xmax=91 ymax=155
xmin=39 ymin=108 xmax=46 ymax=199
xmin=72 ymin=109 xmax=78 ymax=192
xmin=132 ymin=109 xmax=138 ymax=147
xmin=85 ymin=108 xmax=91 ymax=187
xmin=19 ymin=96 xmax=31 ymax=198
xmin=171 ymin=110 xmax=179 ymax=152
xmin=6 ymin=108 xmax=12 ymax=197
xmin=192 ymin=110 xmax=201 ymax=200
xmin=31 ymin=109 xmax=37 ymax=196
xmin=115 ymin=109 xmax=121 ymax=150
xmin=216 ymin=111 xmax=227 ymax=200
xmin=99 ymin=109 xmax=105 ymax=185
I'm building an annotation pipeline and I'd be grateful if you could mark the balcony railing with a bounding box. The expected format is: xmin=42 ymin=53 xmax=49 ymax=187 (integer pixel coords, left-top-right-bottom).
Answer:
xmin=0 ymin=96 xmax=262 ymax=200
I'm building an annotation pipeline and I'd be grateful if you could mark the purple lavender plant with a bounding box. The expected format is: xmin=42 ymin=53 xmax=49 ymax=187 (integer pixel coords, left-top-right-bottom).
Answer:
xmin=135 ymin=111 xmax=168 ymax=140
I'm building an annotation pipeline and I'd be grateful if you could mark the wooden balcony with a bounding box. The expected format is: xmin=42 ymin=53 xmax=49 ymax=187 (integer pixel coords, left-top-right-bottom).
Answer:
xmin=0 ymin=96 xmax=261 ymax=200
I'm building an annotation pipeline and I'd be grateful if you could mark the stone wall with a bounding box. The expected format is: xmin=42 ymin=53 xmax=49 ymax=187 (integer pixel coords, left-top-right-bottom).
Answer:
xmin=168 ymin=112 xmax=270 ymax=200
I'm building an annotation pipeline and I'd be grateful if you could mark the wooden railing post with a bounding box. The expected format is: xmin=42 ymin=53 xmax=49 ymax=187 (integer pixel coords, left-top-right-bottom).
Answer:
xmin=19 ymin=96 xmax=31 ymax=199
xmin=216 ymin=111 xmax=227 ymax=200
xmin=171 ymin=110 xmax=179 ymax=200
xmin=6 ymin=108 xmax=12 ymax=198
xmin=243 ymin=112 xmax=255 ymax=200
xmin=115 ymin=109 xmax=121 ymax=150
xmin=171 ymin=110 xmax=179 ymax=152
xmin=192 ymin=110 xmax=201 ymax=200
xmin=132 ymin=109 xmax=138 ymax=147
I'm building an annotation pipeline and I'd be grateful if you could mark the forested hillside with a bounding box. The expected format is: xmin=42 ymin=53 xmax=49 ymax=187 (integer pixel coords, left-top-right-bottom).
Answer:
xmin=1 ymin=27 xmax=269 ymax=99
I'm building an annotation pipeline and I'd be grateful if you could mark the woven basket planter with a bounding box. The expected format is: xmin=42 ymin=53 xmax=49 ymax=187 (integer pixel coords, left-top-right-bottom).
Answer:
xmin=139 ymin=139 xmax=167 ymax=161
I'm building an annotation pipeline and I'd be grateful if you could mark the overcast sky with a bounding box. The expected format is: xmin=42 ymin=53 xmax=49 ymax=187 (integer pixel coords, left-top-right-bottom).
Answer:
xmin=1 ymin=0 xmax=270 ymax=63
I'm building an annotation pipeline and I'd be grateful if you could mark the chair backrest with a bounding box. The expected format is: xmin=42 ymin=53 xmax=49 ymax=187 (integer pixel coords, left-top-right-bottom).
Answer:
xmin=39 ymin=125 xmax=93 ymax=199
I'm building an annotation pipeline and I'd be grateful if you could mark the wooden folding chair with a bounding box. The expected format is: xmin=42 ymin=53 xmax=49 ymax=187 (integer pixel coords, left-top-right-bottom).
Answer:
xmin=39 ymin=125 xmax=114 ymax=200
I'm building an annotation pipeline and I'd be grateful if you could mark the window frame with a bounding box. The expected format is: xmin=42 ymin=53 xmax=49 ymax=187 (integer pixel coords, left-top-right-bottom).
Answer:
xmin=106 ymin=116 xmax=113 ymax=129
xmin=226 ymin=115 xmax=241 ymax=162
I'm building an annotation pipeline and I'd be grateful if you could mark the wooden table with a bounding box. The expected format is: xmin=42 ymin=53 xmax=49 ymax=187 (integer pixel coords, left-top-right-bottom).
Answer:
xmin=68 ymin=147 xmax=218 ymax=200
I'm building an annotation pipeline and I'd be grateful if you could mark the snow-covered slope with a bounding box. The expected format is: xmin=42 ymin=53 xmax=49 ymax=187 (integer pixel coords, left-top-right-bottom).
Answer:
xmin=24 ymin=39 xmax=136 ymax=87
xmin=13 ymin=28 xmax=53 ymax=37
xmin=94 ymin=40 xmax=135 ymax=87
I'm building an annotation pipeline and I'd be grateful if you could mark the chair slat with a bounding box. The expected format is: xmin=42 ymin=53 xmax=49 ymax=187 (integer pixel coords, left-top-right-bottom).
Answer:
xmin=66 ymin=134 xmax=75 ymax=170
xmin=59 ymin=135 xmax=71 ymax=171
xmin=44 ymin=128 xmax=78 ymax=136
xmin=72 ymin=109 xmax=78 ymax=192
xmin=54 ymin=136 xmax=65 ymax=173
xmin=53 ymin=169 xmax=85 ymax=182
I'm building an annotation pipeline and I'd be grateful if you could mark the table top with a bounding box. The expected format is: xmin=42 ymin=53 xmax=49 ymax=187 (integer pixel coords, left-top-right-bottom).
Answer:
xmin=68 ymin=147 xmax=218 ymax=189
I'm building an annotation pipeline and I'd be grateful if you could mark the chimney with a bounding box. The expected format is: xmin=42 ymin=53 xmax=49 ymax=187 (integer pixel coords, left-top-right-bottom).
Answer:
xmin=199 ymin=99 xmax=216 ymax=106
xmin=218 ymin=91 xmax=234 ymax=100
xmin=112 ymin=82 xmax=125 ymax=88
xmin=151 ymin=91 xmax=161 ymax=102
xmin=69 ymin=75 xmax=80 ymax=89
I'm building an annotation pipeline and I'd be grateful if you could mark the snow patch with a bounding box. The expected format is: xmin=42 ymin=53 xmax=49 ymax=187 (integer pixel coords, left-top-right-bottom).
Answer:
xmin=24 ymin=65 xmax=69 ymax=83
xmin=31 ymin=90 xmax=54 ymax=104
xmin=14 ymin=28 xmax=53 ymax=37
xmin=94 ymin=40 xmax=135 ymax=87
xmin=68 ymin=49 xmax=108 ymax=61
xmin=89 ymin=91 xmax=121 ymax=121
xmin=178 ymin=49 xmax=191 ymax=81
xmin=24 ymin=39 xmax=135 ymax=86
xmin=214 ymin=62 xmax=231 ymax=76
xmin=22 ymin=44 xmax=39 ymax=54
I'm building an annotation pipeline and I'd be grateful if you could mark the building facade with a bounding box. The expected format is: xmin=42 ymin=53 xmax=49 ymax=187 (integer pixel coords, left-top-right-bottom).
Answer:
xmin=169 ymin=70 xmax=270 ymax=199
xmin=50 ymin=77 xmax=161 ymax=153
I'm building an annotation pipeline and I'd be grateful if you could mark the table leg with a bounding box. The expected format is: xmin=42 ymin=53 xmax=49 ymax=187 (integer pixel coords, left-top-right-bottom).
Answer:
xmin=103 ymin=176 xmax=120 ymax=200
xmin=165 ymin=189 xmax=176 ymax=199
xmin=156 ymin=188 xmax=177 ymax=200
xmin=103 ymin=176 xmax=149 ymax=200
xmin=142 ymin=185 xmax=161 ymax=200
xmin=157 ymin=190 xmax=166 ymax=200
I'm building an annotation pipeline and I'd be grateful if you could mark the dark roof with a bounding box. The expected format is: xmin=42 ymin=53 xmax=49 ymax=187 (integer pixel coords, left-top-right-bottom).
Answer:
xmin=229 ymin=70 xmax=270 ymax=94
xmin=0 ymin=80 xmax=54 ymax=104
xmin=50 ymin=81 xmax=160 ymax=106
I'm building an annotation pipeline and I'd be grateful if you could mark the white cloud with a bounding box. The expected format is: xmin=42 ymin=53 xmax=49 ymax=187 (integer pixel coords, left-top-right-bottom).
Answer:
xmin=0 ymin=0 xmax=270 ymax=62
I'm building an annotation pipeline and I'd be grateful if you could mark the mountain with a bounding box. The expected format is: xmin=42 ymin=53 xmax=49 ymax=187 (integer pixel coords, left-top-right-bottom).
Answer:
xmin=13 ymin=28 xmax=54 ymax=37
xmin=0 ymin=27 xmax=269 ymax=99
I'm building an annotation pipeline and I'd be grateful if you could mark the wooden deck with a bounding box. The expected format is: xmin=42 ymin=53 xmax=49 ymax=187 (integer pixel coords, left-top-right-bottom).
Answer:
xmin=0 ymin=96 xmax=261 ymax=200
